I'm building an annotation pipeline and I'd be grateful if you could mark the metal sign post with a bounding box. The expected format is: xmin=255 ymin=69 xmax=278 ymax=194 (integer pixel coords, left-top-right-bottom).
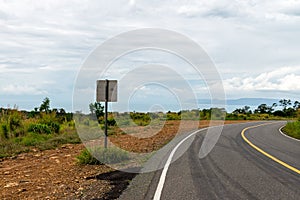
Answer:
xmin=104 ymin=80 xmax=109 ymax=148
xmin=96 ymin=79 xmax=118 ymax=148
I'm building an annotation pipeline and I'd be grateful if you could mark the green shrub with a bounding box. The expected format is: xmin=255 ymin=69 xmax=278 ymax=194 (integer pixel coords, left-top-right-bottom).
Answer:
xmin=76 ymin=148 xmax=102 ymax=165
xmin=130 ymin=112 xmax=151 ymax=125
xmin=107 ymin=117 xmax=116 ymax=126
xmin=28 ymin=123 xmax=51 ymax=134
xmin=166 ymin=112 xmax=181 ymax=120
xmin=77 ymin=147 xmax=129 ymax=165
xmin=48 ymin=122 xmax=60 ymax=133
xmin=28 ymin=122 xmax=60 ymax=134
xmin=1 ymin=124 xmax=9 ymax=139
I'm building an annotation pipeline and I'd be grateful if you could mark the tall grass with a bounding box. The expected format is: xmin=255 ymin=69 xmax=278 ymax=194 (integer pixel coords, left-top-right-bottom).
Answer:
xmin=282 ymin=121 xmax=300 ymax=139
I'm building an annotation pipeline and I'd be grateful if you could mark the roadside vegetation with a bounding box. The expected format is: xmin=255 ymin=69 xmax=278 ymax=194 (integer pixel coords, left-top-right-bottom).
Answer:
xmin=0 ymin=98 xmax=80 ymax=158
xmin=1 ymin=98 xmax=299 ymax=159
xmin=76 ymin=147 xmax=129 ymax=165
xmin=282 ymin=120 xmax=300 ymax=139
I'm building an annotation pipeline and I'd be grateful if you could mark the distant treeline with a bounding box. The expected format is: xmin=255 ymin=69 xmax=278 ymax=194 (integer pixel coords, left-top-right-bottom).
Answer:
xmin=228 ymin=99 xmax=300 ymax=119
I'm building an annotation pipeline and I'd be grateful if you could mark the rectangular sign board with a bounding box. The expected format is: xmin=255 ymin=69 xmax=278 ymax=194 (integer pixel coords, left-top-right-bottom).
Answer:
xmin=96 ymin=80 xmax=118 ymax=102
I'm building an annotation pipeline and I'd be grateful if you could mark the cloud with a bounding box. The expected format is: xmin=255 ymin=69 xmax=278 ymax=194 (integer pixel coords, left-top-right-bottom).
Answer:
xmin=176 ymin=1 xmax=243 ymax=18
xmin=0 ymin=0 xmax=300 ymax=111
xmin=0 ymin=84 xmax=48 ymax=95
xmin=223 ymin=66 xmax=300 ymax=95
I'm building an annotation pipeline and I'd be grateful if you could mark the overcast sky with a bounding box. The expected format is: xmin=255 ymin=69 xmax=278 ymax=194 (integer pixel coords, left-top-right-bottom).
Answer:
xmin=0 ymin=0 xmax=300 ymax=112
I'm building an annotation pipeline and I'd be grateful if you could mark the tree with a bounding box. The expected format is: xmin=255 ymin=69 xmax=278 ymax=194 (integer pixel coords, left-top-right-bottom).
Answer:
xmin=233 ymin=106 xmax=251 ymax=114
xmin=59 ymin=108 xmax=66 ymax=114
xmin=266 ymin=103 xmax=278 ymax=114
xmin=39 ymin=97 xmax=50 ymax=113
xmin=89 ymin=103 xmax=95 ymax=114
xmin=244 ymin=106 xmax=251 ymax=113
xmin=254 ymin=104 xmax=268 ymax=114
xmin=285 ymin=107 xmax=296 ymax=117
xmin=279 ymin=99 xmax=292 ymax=111
xmin=89 ymin=102 xmax=104 ymax=123
xmin=52 ymin=108 xmax=58 ymax=113
xmin=293 ymin=101 xmax=300 ymax=110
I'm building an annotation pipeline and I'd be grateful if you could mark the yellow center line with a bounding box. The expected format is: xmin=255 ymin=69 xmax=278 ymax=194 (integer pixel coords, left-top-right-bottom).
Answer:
xmin=241 ymin=122 xmax=300 ymax=175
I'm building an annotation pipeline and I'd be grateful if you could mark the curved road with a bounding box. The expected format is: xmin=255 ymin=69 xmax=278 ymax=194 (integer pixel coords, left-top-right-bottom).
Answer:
xmin=119 ymin=121 xmax=300 ymax=200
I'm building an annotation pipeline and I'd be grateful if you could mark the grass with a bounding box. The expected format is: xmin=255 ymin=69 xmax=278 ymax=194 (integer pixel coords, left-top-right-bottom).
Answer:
xmin=282 ymin=121 xmax=300 ymax=139
xmin=76 ymin=148 xmax=102 ymax=165
xmin=77 ymin=147 xmax=129 ymax=165
xmin=0 ymin=132 xmax=81 ymax=158
xmin=0 ymin=141 xmax=30 ymax=158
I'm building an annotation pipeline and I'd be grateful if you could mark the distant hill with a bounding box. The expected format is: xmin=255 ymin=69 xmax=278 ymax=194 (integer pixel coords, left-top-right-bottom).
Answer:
xmin=227 ymin=98 xmax=279 ymax=106
xmin=197 ymin=98 xmax=280 ymax=106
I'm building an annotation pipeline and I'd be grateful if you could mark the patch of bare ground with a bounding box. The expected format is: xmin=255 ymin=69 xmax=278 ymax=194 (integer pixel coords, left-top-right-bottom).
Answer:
xmin=0 ymin=144 xmax=117 ymax=199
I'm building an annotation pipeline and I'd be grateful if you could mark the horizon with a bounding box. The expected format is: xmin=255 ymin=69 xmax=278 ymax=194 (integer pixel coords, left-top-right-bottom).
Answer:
xmin=1 ymin=97 xmax=297 ymax=114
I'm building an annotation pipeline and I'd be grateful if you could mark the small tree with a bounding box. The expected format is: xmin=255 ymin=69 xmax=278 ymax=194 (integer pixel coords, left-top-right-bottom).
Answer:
xmin=279 ymin=99 xmax=292 ymax=111
xmin=254 ymin=104 xmax=268 ymax=114
xmin=89 ymin=103 xmax=95 ymax=115
xmin=293 ymin=101 xmax=300 ymax=110
xmin=39 ymin=97 xmax=50 ymax=113
xmin=89 ymin=102 xmax=104 ymax=123
xmin=233 ymin=106 xmax=251 ymax=114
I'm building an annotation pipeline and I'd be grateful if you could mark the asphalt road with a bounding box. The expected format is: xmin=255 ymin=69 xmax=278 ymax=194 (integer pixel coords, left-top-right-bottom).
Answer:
xmin=119 ymin=121 xmax=300 ymax=200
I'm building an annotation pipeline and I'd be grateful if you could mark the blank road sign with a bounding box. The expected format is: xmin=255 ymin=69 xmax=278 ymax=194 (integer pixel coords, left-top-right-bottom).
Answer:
xmin=96 ymin=80 xmax=118 ymax=102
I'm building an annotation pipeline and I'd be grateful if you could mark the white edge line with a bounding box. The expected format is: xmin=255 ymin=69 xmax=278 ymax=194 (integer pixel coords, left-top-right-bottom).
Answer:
xmin=153 ymin=127 xmax=208 ymax=200
xmin=279 ymin=125 xmax=300 ymax=142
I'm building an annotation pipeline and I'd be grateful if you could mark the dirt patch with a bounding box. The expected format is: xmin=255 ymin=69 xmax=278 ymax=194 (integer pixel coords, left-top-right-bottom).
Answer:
xmin=0 ymin=144 xmax=114 ymax=200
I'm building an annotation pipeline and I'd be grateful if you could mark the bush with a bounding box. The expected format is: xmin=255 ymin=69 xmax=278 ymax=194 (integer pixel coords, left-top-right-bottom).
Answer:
xmin=130 ymin=112 xmax=151 ymax=125
xmin=28 ymin=123 xmax=51 ymax=134
xmin=48 ymin=122 xmax=60 ymax=133
xmin=76 ymin=148 xmax=102 ymax=165
xmin=77 ymin=147 xmax=129 ymax=165
xmin=1 ymin=124 xmax=9 ymax=139
xmin=166 ymin=112 xmax=181 ymax=120
xmin=107 ymin=117 xmax=116 ymax=126
xmin=28 ymin=122 xmax=60 ymax=134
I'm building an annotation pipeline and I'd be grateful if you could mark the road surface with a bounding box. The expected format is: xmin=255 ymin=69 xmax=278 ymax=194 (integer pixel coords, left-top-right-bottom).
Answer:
xmin=119 ymin=121 xmax=300 ymax=200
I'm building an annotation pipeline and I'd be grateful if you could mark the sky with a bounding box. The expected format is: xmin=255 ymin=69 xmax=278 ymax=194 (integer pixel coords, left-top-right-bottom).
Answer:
xmin=0 ymin=0 xmax=300 ymax=113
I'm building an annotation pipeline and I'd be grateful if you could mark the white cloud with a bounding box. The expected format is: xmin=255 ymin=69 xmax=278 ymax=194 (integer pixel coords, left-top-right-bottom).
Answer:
xmin=223 ymin=66 xmax=300 ymax=95
xmin=0 ymin=84 xmax=48 ymax=95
